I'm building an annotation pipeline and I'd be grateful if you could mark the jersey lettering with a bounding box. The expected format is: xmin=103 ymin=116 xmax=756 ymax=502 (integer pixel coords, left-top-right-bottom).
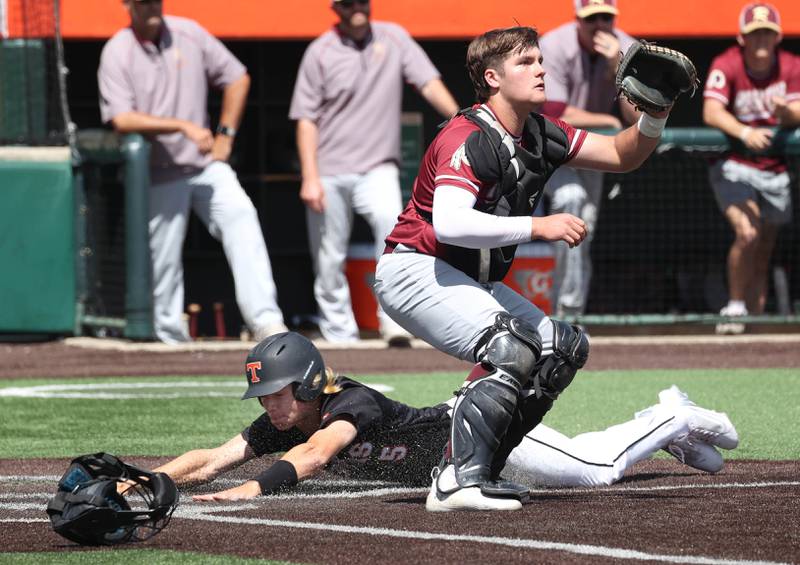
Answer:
xmin=378 ymin=445 xmax=408 ymax=462
xmin=348 ymin=442 xmax=373 ymax=460
xmin=735 ymin=81 xmax=787 ymax=120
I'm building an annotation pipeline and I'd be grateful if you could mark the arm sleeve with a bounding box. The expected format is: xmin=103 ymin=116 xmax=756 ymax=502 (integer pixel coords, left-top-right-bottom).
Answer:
xmin=432 ymin=185 xmax=532 ymax=248
xmin=288 ymin=43 xmax=324 ymax=122
xmin=97 ymin=42 xmax=135 ymax=123
xmin=196 ymin=21 xmax=247 ymax=89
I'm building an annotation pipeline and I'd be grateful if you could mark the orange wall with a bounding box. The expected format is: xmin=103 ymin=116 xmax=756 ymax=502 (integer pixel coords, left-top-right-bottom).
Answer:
xmin=8 ymin=0 xmax=800 ymax=39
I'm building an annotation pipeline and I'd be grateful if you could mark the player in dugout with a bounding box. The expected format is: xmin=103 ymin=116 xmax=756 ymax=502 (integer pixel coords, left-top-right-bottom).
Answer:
xmin=703 ymin=2 xmax=800 ymax=333
xmin=142 ymin=332 xmax=738 ymax=505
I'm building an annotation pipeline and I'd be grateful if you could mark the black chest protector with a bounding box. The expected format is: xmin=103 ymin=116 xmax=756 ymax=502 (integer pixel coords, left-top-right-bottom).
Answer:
xmin=436 ymin=107 xmax=571 ymax=283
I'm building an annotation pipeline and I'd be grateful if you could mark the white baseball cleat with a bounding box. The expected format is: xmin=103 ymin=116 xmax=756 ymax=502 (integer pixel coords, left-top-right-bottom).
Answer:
xmin=667 ymin=434 xmax=724 ymax=473
xmin=716 ymin=304 xmax=747 ymax=335
xmin=657 ymin=385 xmax=739 ymax=450
xmin=425 ymin=465 xmax=522 ymax=512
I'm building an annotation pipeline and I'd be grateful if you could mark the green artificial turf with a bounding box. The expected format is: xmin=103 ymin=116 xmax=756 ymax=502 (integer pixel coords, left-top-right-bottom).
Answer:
xmin=1 ymin=369 xmax=798 ymax=459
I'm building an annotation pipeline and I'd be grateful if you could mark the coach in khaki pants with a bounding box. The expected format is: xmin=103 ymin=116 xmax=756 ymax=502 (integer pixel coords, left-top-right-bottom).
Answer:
xmin=98 ymin=0 xmax=287 ymax=344
xmin=289 ymin=0 xmax=459 ymax=345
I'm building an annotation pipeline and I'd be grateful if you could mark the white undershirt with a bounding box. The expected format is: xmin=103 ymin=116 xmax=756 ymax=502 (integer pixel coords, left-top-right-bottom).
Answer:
xmin=431 ymin=185 xmax=533 ymax=249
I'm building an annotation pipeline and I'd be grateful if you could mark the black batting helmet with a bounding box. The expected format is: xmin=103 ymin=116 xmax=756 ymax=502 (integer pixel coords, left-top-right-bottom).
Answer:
xmin=242 ymin=331 xmax=326 ymax=402
xmin=46 ymin=453 xmax=178 ymax=546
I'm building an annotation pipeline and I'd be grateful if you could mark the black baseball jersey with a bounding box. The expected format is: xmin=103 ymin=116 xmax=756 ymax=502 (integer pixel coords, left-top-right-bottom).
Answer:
xmin=242 ymin=377 xmax=450 ymax=485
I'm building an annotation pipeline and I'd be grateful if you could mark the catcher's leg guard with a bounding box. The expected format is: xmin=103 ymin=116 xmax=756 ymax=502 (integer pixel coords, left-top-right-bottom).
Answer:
xmin=489 ymin=320 xmax=589 ymax=478
xmin=530 ymin=320 xmax=589 ymax=400
xmin=490 ymin=393 xmax=554 ymax=480
xmin=447 ymin=313 xmax=543 ymax=489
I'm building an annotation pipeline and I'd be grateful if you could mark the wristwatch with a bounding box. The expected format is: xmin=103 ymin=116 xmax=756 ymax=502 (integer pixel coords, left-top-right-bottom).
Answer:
xmin=215 ymin=125 xmax=237 ymax=138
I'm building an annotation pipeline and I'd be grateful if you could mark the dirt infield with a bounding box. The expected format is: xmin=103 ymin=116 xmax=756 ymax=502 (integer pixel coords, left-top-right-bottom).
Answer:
xmin=0 ymin=334 xmax=798 ymax=379
xmin=2 ymin=335 xmax=799 ymax=563
xmin=2 ymin=457 xmax=799 ymax=564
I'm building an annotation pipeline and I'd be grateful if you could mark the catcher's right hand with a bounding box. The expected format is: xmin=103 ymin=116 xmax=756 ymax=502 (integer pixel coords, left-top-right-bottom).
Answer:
xmin=616 ymin=40 xmax=699 ymax=114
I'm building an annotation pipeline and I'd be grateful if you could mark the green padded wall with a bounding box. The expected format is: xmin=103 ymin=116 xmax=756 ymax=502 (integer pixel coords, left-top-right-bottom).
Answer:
xmin=0 ymin=149 xmax=75 ymax=333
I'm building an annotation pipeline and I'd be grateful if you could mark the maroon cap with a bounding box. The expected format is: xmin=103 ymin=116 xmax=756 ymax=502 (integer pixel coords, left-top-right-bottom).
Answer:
xmin=739 ymin=3 xmax=781 ymax=35
xmin=574 ymin=0 xmax=618 ymax=19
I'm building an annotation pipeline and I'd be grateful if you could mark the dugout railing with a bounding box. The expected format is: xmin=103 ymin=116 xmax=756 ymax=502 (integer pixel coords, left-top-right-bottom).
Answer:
xmin=578 ymin=127 xmax=800 ymax=330
xmin=73 ymin=130 xmax=154 ymax=340
xmin=68 ymin=127 xmax=800 ymax=339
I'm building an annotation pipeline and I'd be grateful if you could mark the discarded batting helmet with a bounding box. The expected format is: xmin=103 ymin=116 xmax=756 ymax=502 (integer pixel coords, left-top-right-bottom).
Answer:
xmin=46 ymin=452 xmax=178 ymax=545
xmin=242 ymin=331 xmax=326 ymax=401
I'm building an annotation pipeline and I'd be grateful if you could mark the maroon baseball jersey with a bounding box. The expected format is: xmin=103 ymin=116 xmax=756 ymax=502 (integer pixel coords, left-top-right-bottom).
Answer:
xmin=385 ymin=104 xmax=587 ymax=257
xmin=704 ymin=46 xmax=800 ymax=172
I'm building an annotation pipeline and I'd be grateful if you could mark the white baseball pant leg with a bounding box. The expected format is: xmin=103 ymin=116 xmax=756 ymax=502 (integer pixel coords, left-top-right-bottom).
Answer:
xmin=308 ymin=163 xmax=403 ymax=342
xmin=307 ymin=173 xmax=359 ymax=342
xmin=149 ymin=162 xmax=284 ymax=344
xmin=350 ymin=163 xmax=406 ymax=338
xmin=189 ymin=162 xmax=284 ymax=333
xmin=375 ymin=248 xmax=554 ymax=361
xmin=148 ymin=174 xmax=193 ymax=344
xmin=501 ymin=406 xmax=692 ymax=488
xmin=546 ymin=167 xmax=604 ymax=318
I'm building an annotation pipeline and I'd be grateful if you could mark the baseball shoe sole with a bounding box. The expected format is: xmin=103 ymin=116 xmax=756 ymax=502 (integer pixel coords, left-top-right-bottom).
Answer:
xmin=667 ymin=434 xmax=724 ymax=473
xmin=425 ymin=483 xmax=522 ymax=512
xmin=426 ymin=465 xmax=523 ymax=512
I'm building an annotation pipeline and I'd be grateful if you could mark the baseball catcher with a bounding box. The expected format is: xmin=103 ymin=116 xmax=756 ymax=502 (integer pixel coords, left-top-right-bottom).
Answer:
xmin=46 ymin=452 xmax=179 ymax=545
xmin=616 ymin=40 xmax=700 ymax=113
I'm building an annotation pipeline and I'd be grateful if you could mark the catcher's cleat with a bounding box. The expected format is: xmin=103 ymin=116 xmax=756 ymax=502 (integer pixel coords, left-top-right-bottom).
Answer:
xmin=667 ymin=435 xmax=724 ymax=473
xmin=425 ymin=465 xmax=524 ymax=512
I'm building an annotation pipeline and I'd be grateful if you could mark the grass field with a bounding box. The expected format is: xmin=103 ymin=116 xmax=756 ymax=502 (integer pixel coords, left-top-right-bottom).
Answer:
xmin=2 ymin=367 xmax=799 ymax=565
xmin=1 ymin=368 xmax=799 ymax=459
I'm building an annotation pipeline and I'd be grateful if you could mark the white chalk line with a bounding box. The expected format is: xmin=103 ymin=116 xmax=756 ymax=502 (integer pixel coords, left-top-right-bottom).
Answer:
xmin=526 ymin=480 xmax=800 ymax=495
xmin=0 ymin=381 xmax=393 ymax=399
xmin=3 ymin=477 xmax=799 ymax=497
xmin=176 ymin=506 xmax=789 ymax=565
xmin=0 ymin=476 xmax=402 ymax=488
xmin=1 ymin=480 xmax=794 ymax=565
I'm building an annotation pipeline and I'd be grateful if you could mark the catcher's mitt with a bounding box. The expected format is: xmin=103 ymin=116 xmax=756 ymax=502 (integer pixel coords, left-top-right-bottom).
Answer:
xmin=616 ymin=40 xmax=699 ymax=114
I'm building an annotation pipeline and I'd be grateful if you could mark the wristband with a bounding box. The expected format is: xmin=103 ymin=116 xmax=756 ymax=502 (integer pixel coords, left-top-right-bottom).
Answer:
xmin=739 ymin=126 xmax=753 ymax=142
xmin=253 ymin=460 xmax=298 ymax=495
xmin=637 ymin=114 xmax=668 ymax=138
